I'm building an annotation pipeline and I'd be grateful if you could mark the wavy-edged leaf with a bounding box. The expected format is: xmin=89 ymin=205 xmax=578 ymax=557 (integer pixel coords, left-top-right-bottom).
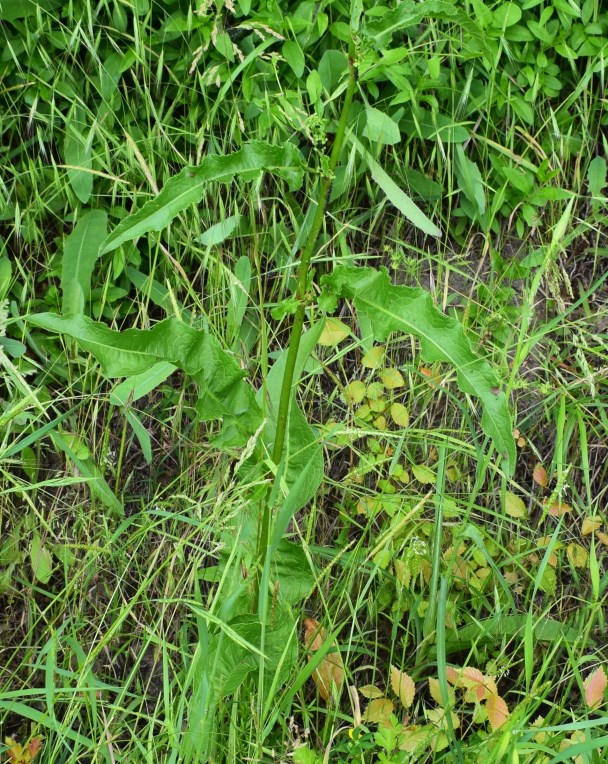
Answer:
xmin=61 ymin=210 xmax=108 ymax=315
xmin=28 ymin=313 xmax=261 ymax=446
xmin=321 ymin=266 xmax=515 ymax=475
xmin=101 ymin=142 xmax=304 ymax=254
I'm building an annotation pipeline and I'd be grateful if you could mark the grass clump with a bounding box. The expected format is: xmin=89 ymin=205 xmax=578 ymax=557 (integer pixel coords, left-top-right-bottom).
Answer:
xmin=1 ymin=1 xmax=608 ymax=763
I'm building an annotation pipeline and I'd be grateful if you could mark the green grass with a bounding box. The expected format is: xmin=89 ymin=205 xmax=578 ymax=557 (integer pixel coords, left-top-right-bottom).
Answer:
xmin=2 ymin=0 xmax=608 ymax=762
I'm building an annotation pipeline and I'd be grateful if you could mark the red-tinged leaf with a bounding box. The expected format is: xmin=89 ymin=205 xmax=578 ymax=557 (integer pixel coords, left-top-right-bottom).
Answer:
xmin=486 ymin=693 xmax=509 ymax=730
xmin=546 ymin=500 xmax=572 ymax=517
xmin=584 ymin=666 xmax=607 ymax=709
xmin=303 ymin=618 xmax=345 ymax=703
xmin=445 ymin=666 xmax=460 ymax=686
xmin=390 ymin=665 xmax=415 ymax=708
xmin=533 ymin=463 xmax=548 ymax=487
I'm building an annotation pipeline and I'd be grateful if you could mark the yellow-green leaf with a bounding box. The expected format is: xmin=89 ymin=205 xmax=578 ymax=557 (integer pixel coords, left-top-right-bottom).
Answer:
xmin=361 ymin=345 xmax=385 ymax=369
xmin=391 ymin=665 xmax=415 ymax=708
xmin=380 ymin=368 xmax=405 ymax=389
xmin=318 ymin=318 xmax=350 ymax=347
xmin=504 ymin=491 xmax=527 ymax=518
xmin=390 ymin=402 xmax=410 ymax=427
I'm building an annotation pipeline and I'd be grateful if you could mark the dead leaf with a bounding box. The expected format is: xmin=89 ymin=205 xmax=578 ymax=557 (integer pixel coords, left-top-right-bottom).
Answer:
xmin=581 ymin=516 xmax=602 ymax=536
xmin=566 ymin=543 xmax=588 ymax=568
xmin=546 ymin=500 xmax=573 ymax=517
xmin=584 ymin=666 xmax=607 ymax=709
xmin=304 ymin=618 xmax=345 ymax=703
xmin=390 ymin=666 xmax=415 ymax=709
xmin=486 ymin=693 xmax=509 ymax=730
xmin=533 ymin=463 xmax=548 ymax=487
xmin=419 ymin=367 xmax=441 ymax=388
xmin=5 ymin=737 xmax=43 ymax=764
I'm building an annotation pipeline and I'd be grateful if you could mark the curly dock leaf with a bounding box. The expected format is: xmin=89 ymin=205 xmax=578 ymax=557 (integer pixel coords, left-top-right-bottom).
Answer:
xmin=29 ymin=313 xmax=261 ymax=445
xmin=101 ymin=141 xmax=304 ymax=254
xmin=321 ymin=266 xmax=515 ymax=474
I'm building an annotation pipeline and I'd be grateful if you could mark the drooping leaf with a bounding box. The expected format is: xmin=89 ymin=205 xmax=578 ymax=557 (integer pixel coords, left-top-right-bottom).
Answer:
xmin=349 ymin=135 xmax=442 ymax=237
xmin=61 ymin=210 xmax=108 ymax=315
xmin=28 ymin=313 xmax=261 ymax=446
xmin=321 ymin=266 xmax=516 ymax=474
xmin=486 ymin=693 xmax=509 ymax=730
xmin=583 ymin=666 xmax=607 ymax=709
xmin=304 ymin=618 xmax=345 ymax=703
xmin=101 ymin=142 xmax=305 ymax=254
xmin=390 ymin=665 xmax=415 ymax=708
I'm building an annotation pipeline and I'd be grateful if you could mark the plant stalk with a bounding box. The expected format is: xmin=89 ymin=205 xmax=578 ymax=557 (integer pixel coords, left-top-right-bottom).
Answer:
xmin=255 ymin=39 xmax=357 ymax=598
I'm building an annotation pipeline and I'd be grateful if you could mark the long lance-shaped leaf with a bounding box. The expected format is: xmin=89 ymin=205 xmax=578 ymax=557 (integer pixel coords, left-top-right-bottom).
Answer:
xmin=28 ymin=313 xmax=261 ymax=446
xmin=61 ymin=210 xmax=107 ymax=315
xmin=101 ymin=141 xmax=304 ymax=254
xmin=321 ymin=266 xmax=516 ymax=475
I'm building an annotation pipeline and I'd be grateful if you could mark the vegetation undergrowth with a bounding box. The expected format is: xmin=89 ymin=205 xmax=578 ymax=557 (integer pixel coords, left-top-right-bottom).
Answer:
xmin=1 ymin=0 xmax=608 ymax=762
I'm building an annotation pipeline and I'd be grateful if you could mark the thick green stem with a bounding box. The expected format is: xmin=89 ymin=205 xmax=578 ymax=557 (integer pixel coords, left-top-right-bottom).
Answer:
xmin=255 ymin=40 xmax=357 ymax=599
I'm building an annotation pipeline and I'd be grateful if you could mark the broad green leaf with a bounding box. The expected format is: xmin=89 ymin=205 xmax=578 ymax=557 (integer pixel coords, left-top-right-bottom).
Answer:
xmin=321 ymin=267 xmax=515 ymax=474
xmin=282 ymin=40 xmax=305 ymax=78
xmin=0 ymin=0 xmax=59 ymax=21
xmin=456 ymin=145 xmax=486 ymax=217
xmin=30 ymin=532 xmax=53 ymax=584
xmin=64 ymin=111 xmax=93 ymax=204
xmin=363 ymin=106 xmax=401 ymax=146
xmin=588 ymin=156 xmax=607 ymax=213
xmin=28 ymin=313 xmax=262 ymax=447
xmin=492 ymin=2 xmax=522 ymax=28
xmin=349 ymin=135 xmax=442 ymax=237
xmin=206 ymin=607 xmax=297 ymax=698
xmin=101 ymin=142 xmax=305 ymax=254
xmin=61 ymin=210 xmax=108 ymax=315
